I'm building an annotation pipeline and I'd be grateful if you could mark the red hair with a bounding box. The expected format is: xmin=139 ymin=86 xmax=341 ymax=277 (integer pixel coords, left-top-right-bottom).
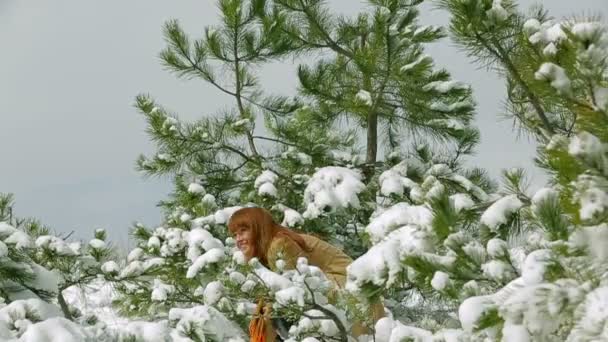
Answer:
xmin=227 ymin=207 xmax=307 ymax=265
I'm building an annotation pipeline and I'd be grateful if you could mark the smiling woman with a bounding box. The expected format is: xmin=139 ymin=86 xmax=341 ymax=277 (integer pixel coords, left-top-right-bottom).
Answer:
xmin=227 ymin=207 xmax=384 ymax=341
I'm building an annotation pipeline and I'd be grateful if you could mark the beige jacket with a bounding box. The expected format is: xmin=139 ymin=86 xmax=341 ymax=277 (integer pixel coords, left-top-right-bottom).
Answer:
xmin=266 ymin=234 xmax=352 ymax=288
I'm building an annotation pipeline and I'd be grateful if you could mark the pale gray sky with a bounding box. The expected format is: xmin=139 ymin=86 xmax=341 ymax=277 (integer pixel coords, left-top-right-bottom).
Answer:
xmin=1 ymin=0 xmax=605 ymax=247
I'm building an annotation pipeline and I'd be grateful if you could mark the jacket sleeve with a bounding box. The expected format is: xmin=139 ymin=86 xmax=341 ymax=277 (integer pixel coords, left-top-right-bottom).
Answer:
xmin=266 ymin=237 xmax=306 ymax=272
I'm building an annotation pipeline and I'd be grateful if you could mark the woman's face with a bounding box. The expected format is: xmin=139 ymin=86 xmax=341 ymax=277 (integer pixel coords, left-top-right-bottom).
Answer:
xmin=234 ymin=225 xmax=254 ymax=259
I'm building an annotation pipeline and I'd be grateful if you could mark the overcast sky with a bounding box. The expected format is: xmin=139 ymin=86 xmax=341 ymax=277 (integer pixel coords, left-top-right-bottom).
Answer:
xmin=1 ymin=0 xmax=605 ymax=248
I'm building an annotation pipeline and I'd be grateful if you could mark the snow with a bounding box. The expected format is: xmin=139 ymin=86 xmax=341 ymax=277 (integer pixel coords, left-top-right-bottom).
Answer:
xmin=568 ymin=131 xmax=605 ymax=159
xmin=480 ymin=195 xmax=523 ymax=231
xmin=567 ymin=286 xmax=608 ymax=341
xmin=523 ymin=19 xmax=541 ymax=34
xmin=459 ymin=295 xmax=496 ymax=332
xmin=571 ymin=223 xmax=608 ymax=262
xmin=275 ymin=286 xmax=306 ymax=307
xmin=347 ymin=225 xmax=434 ymax=291
xmin=302 ymin=167 xmax=365 ymax=219
xmin=127 ymin=247 xmax=144 ymax=262
xmin=151 ymin=279 xmax=175 ymax=302
xmin=147 ymin=236 xmax=161 ymax=249
xmin=521 ymin=249 xmax=552 ymax=285
xmin=5 ymin=230 xmax=32 ymax=249
xmin=201 ymin=193 xmax=216 ymax=205
xmin=594 ymin=87 xmax=608 ymax=111
xmin=365 ymin=203 xmax=433 ymax=243
xmin=0 ymin=299 xmax=62 ymax=322
xmin=571 ymin=22 xmax=602 ymax=42
xmin=258 ymin=182 xmax=278 ymax=197
xmin=0 ymin=241 xmax=8 ymax=257
xmin=422 ymin=80 xmax=468 ymax=93
xmin=429 ymin=100 xmax=472 ymax=113
xmin=535 ymin=62 xmax=571 ymax=94
xmin=531 ymin=187 xmax=558 ymax=207
xmin=88 ymin=238 xmax=106 ymax=249
xmin=186 ymin=248 xmax=226 ymax=278
xmin=502 ymin=323 xmax=531 ymax=342
xmin=400 ymin=54 xmax=430 ymax=72
xmin=279 ymin=206 xmax=303 ymax=227
xmin=203 ymin=281 xmax=223 ymax=305
xmin=188 ymin=183 xmax=205 ymax=194
xmin=168 ymin=306 xmax=245 ymax=341
xmin=19 ymin=317 xmax=90 ymax=342
xmin=529 ymin=22 xmax=566 ymax=45
xmin=450 ymin=193 xmax=475 ymax=212
xmin=254 ymin=170 xmax=278 ymax=188
xmin=253 ymin=264 xmax=293 ymax=292
xmin=185 ymin=228 xmax=224 ymax=262
xmin=356 ymin=90 xmax=373 ymax=106
xmin=431 ymin=271 xmax=450 ymax=291
xmin=233 ymin=250 xmax=246 ymax=265
xmin=486 ymin=0 xmax=508 ymax=23
xmin=0 ymin=222 xmax=17 ymax=237
xmin=119 ymin=321 xmax=170 ymax=342
xmin=482 ymin=260 xmax=514 ymax=282
xmin=543 ymin=42 xmax=558 ymax=56
xmin=486 ymin=238 xmax=508 ymax=259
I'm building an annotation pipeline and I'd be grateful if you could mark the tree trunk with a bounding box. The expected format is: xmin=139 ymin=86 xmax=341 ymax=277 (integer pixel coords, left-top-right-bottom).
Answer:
xmin=364 ymin=110 xmax=378 ymax=180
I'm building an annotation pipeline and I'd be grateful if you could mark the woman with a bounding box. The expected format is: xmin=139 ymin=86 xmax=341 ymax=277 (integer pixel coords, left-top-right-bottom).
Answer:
xmin=228 ymin=207 xmax=352 ymax=287
xmin=228 ymin=207 xmax=383 ymax=341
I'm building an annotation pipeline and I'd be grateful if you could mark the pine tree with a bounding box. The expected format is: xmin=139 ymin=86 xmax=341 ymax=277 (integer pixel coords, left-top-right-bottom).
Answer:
xmin=349 ymin=1 xmax=608 ymax=340
xmin=266 ymin=0 xmax=480 ymax=178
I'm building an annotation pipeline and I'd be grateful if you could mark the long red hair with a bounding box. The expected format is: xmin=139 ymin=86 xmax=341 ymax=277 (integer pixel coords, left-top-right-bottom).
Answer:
xmin=228 ymin=207 xmax=307 ymax=266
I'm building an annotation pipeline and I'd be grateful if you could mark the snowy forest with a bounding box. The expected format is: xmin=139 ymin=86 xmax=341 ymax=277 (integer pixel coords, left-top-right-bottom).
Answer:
xmin=2 ymin=0 xmax=608 ymax=341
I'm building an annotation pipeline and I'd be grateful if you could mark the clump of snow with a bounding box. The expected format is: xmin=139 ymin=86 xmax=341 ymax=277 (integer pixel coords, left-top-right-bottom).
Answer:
xmin=203 ymin=281 xmax=224 ymax=305
xmin=280 ymin=206 xmax=304 ymax=227
xmin=19 ymin=317 xmax=91 ymax=342
xmin=486 ymin=238 xmax=509 ymax=259
xmin=431 ymin=271 xmax=451 ymax=291
xmin=422 ymin=80 xmax=469 ymax=93
xmin=347 ymin=225 xmax=434 ymax=291
xmin=275 ymin=286 xmax=306 ymax=307
xmin=151 ymin=279 xmax=175 ymax=302
xmin=169 ymin=305 xmax=245 ymax=341
xmin=482 ymin=260 xmax=515 ymax=282
xmin=486 ymin=0 xmax=508 ymax=23
xmin=594 ymin=87 xmax=608 ymax=112
xmin=302 ymin=167 xmax=365 ymax=219
xmin=254 ymin=170 xmax=279 ymax=198
xmin=186 ymin=248 xmax=226 ymax=278
xmin=481 ymin=195 xmax=523 ymax=231
xmin=571 ymin=223 xmax=608 ymax=262
xmin=366 ymin=203 xmax=433 ymax=243
xmin=88 ymin=238 xmax=106 ymax=250
xmin=400 ymin=54 xmax=431 ymax=72
xmin=523 ymin=19 xmax=541 ymax=34
xmin=450 ymin=193 xmax=475 ymax=212
xmin=568 ymin=131 xmax=605 ymax=160
xmin=356 ymin=90 xmax=373 ymax=106
xmin=535 ymin=62 xmax=571 ymax=94
xmin=101 ymin=261 xmax=120 ymax=274
xmin=567 ymin=286 xmax=608 ymax=341
xmin=529 ymin=21 xmax=566 ymax=45
xmin=188 ymin=183 xmax=205 ymax=194
xmin=521 ymin=249 xmax=553 ymax=285
xmin=4 ymin=230 xmax=32 ymax=249
xmin=459 ymin=295 xmax=497 ymax=332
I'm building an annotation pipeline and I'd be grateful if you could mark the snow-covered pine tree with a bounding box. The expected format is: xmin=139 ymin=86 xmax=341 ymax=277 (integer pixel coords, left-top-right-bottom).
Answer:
xmin=347 ymin=1 xmax=608 ymax=340
xmin=267 ymin=0 xmax=480 ymax=178
xmin=116 ymin=1 xmax=485 ymax=337
xmin=0 ymin=194 xmax=118 ymax=340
